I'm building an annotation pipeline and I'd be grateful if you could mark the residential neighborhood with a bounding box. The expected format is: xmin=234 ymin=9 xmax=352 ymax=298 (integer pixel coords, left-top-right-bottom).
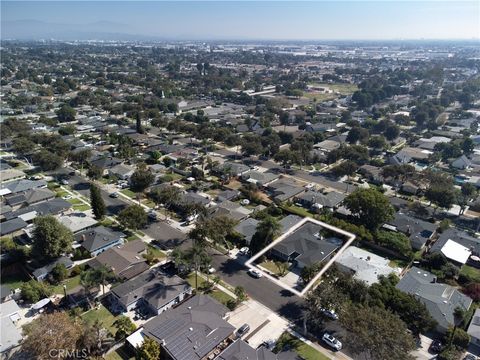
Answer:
xmin=1 ymin=2 xmax=480 ymax=360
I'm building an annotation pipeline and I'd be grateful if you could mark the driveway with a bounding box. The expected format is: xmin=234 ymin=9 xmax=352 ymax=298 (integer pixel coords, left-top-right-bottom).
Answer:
xmin=227 ymin=299 xmax=290 ymax=348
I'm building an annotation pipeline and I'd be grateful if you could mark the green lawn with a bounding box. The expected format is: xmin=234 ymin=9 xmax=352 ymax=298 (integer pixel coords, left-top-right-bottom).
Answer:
xmin=68 ymin=198 xmax=82 ymax=205
xmin=281 ymin=203 xmax=314 ymax=218
xmin=81 ymin=304 xmax=118 ymax=335
xmin=146 ymin=244 xmax=167 ymax=260
xmin=275 ymin=332 xmax=330 ymax=360
xmin=309 ymin=82 xmax=358 ymax=94
xmin=120 ymin=189 xmax=136 ymax=198
xmin=186 ymin=273 xmax=235 ymax=307
xmin=52 ymin=275 xmax=81 ymax=294
xmin=126 ymin=233 xmax=142 ymax=242
xmin=258 ymin=260 xmax=283 ymax=276
xmin=461 ymin=265 xmax=480 ymax=283
xmin=73 ymin=204 xmax=91 ymax=212
xmin=55 ymin=189 xmax=70 ymax=198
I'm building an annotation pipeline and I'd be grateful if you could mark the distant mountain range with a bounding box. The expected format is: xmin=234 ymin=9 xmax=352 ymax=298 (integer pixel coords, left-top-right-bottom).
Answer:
xmin=1 ymin=19 xmax=163 ymax=41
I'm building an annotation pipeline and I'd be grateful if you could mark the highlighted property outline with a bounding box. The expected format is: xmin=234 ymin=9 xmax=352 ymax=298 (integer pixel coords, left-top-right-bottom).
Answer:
xmin=245 ymin=217 xmax=356 ymax=297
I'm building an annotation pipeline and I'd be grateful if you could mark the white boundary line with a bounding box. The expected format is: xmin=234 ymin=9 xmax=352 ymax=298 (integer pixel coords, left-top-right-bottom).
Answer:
xmin=245 ymin=217 xmax=356 ymax=297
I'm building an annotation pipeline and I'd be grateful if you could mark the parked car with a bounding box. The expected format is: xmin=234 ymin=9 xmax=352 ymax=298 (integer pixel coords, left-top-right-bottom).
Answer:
xmin=60 ymin=179 xmax=69 ymax=185
xmin=429 ymin=339 xmax=442 ymax=354
xmin=62 ymin=195 xmax=73 ymax=200
xmin=207 ymin=267 xmax=216 ymax=274
xmin=240 ymin=199 xmax=250 ymax=206
xmin=320 ymin=308 xmax=339 ymax=320
xmin=237 ymin=324 xmax=250 ymax=337
xmin=148 ymin=211 xmax=158 ymax=220
xmin=238 ymin=247 xmax=250 ymax=256
xmin=247 ymin=268 xmax=263 ymax=278
xmin=109 ymin=192 xmax=119 ymax=198
xmin=464 ymin=355 xmax=477 ymax=360
xmin=322 ymin=333 xmax=342 ymax=351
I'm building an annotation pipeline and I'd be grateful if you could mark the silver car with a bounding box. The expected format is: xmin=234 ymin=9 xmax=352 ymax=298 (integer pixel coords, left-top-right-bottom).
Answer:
xmin=322 ymin=333 xmax=342 ymax=351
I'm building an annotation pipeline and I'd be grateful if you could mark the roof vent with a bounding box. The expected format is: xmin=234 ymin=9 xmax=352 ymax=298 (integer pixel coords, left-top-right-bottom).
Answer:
xmin=189 ymin=327 xmax=193 ymax=331
xmin=188 ymin=306 xmax=192 ymax=309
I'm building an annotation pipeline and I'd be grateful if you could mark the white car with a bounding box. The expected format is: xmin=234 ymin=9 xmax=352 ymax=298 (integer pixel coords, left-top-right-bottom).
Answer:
xmin=322 ymin=333 xmax=342 ymax=351
xmin=240 ymin=199 xmax=250 ymax=206
xmin=320 ymin=308 xmax=339 ymax=320
xmin=238 ymin=247 xmax=250 ymax=256
xmin=247 ymin=269 xmax=263 ymax=278
xmin=62 ymin=195 xmax=73 ymax=200
xmin=207 ymin=267 xmax=216 ymax=274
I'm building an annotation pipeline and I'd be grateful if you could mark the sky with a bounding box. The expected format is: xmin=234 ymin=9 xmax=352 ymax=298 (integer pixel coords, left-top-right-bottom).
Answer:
xmin=1 ymin=1 xmax=479 ymax=40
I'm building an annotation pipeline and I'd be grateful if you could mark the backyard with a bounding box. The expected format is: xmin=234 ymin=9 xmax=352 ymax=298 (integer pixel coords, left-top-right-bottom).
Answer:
xmin=81 ymin=304 xmax=118 ymax=335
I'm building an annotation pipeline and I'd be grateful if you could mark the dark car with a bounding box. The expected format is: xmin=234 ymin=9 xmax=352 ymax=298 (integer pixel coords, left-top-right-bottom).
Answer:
xmin=464 ymin=355 xmax=477 ymax=360
xmin=237 ymin=324 xmax=250 ymax=337
xmin=429 ymin=339 xmax=442 ymax=354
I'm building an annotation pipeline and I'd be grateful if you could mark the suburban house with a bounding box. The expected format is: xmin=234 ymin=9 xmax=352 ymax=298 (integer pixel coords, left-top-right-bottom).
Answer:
xmin=335 ymin=246 xmax=401 ymax=285
xmin=270 ymin=220 xmax=343 ymax=269
xmin=108 ymin=164 xmax=135 ymax=180
xmin=266 ymin=179 xmax=304 ymax=202
xmin=242 ymin=170 xmax=279 ymax=187
xmin=467 ymin=308 xmax=480 ymax=347
xmin=0 ymin=169 xmax=26 ymax=183
xmin=451 ymin=155 xmax=472 ymax=170
xmin=430 ymin=228 xmax=480 ymax=260
xmin=87 ymin=240 xmax=149 ymax=280
xmin=396 ymin=267 xmax=472 ymax=333
xmin=209 ymin=200 xmax=252 ymax=222
xmin=234 ymin=217 xmax=259 ymax=245
xmin=136 ymin=294 xmax=235 ymax=360
xmin=0 ymin=217 xmax=28 ymax=236
xmin=74 ymin=226 xmax=127 ymax=257
xmin=0 ymin=299 xmax=22 ymax=354
xmin=383 ymin=212 xmax=438 ymax=250
xmin=215 ymin=162 xmax=250 ymax=178
xmin=110 ymin=269 xmax=192 ymax=315
xmin=4 ymin=188 xmax=56 ymax=209
xmin=57 ymin=213 xmax=98 ymax=234
xmin=294 ymin=190 xmax=346 ymax=212
xmin=0 ymin=179 xmax=47 ymax=196
xmin=31 ymin=256 xmax=74 ymax=281
xmin=3 ymin=198 xmax=72 ymax=223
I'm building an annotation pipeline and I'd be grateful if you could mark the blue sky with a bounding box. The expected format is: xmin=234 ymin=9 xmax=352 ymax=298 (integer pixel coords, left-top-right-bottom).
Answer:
xmin=2 ymin=1 xmax=479 ymax=40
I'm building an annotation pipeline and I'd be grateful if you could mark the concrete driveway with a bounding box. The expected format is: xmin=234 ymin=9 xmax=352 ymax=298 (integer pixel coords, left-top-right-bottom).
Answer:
xmin=227 ymin=299 xmax=290 ymax=348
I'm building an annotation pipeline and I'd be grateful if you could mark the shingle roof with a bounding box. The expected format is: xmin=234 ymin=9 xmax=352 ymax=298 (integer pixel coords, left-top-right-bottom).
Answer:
xmin=234 ymin=218 xmax=259 ymax=243
xmin=217 ymin=340 xmax=278 ymax=360
xmin=431 ymin=228 xmax=480 ymax=256
xmin=0 ymin=179 xmax=47 ymax=194
xmin=143 ymin=294 xmax=234 ymax=360
xmin=111 ymin=270 xmax=190 ymax=310
xmin=396 ymin=267 xmax=472 ymax=331
xmin=74 ymin=226 xmax=126 ymax=253
xmin=0 ymin=218 xmax=28 ymax=235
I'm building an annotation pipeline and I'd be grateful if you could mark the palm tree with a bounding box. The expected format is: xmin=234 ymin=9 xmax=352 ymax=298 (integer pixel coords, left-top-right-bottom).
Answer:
xmin=450 ymin=306 xmax=466 ymax=346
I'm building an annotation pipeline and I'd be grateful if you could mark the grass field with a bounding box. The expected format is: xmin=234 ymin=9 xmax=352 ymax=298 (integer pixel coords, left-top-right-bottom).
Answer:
xmin=73 ymin=204 xmax=91 ymax=212
xmin=120 ymin=189 xmax=136 ymax=198
xmin=275 ymin=332 xmax=330 ymax=360
xmin=281 ymin=203 xmax=314 ymax=218
xmin=310 ymin=82 xmax=358 ymax=94
xmin=81 ymin=304 xmax=118 ymax=335
xmin=259 ymin=260 xmax=282 ymax=276
xmin=461 ymin=265 xmax=480 ymax=283
xmin=52 ymin=275 xmax=81 ymax=294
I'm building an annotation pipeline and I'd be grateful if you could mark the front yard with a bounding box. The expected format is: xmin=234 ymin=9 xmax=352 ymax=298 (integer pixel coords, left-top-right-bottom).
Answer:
xmin=274 ymin=332 xmax=330 ymax=360
xmin=186 ymin=272 xmax=236 ymax=307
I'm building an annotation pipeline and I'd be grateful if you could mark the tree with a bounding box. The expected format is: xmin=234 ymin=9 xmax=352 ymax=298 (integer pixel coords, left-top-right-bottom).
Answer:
xmin=51 ymin=263 xmax=68 ymax=284
xmin=340 ymin=304 xmax=415 ymax=360
xmin=33 ymin=149 xmax=63 ymax=171
xmin=344 ymin=188 xmax=394 ymax=230
xmin=461 ymin=137 xmax=474 ymax=154
xmin=130 ymin=163 xmax=155 ymax=193
xmin=87 ymin=164 xmax=103 ymax=180
xmin=331 ymin=160 xmax=358 ymax=178
xmin=22 ymin=312 xmax=82 ymax=360
xmin=56 ymin=104 xmax=76 ymax=122
xmin=459 ymin=183 xmax=477 ymax=214
xmin=118 ymin=204 xmax=147 ymax=230
xmin=384 ymin=124 xmax=400 ymax=140
xmin=149 ymin=185 xmax=181 ymax=220
xmin=13 ymin=136 xmax=36 ymax=156
xmin=249 ymin=216 xmax=281 ymax=256
xmin=32 ymin=215 xmax=73 ymax=261
xmin=234 ymin=286 xmax=247 ymax=302
xmin=368 ymin=135 xmax=387 ymax=150
xmin=275 ymin=261 xmax=289 ymax=276
xmin=300 ymin=263 xmax=322 ymax=284
xmin=137 ymin=338 xmax=161 ymax=360
xmin=426 ymin=185 xmax=455 ymax=212
xmin=196 ymin=215 xmax=238 ymax=250
xmin=113 ymin=315 xmax=137 ymax=340
xmin=346 ymin=126 xmax=369 ymax=144
xmin=20 ymin=280 xmax=53 ymax=303
xmin=464 ymin=283 xmax=480 ymax=301
xmin=446 ymin=327 xmax=470 ymax=349
xmin=375 ymin=230 xmax=413 ymax=259
xmin=70 ymin=149 xmax=91 ymax=170
xmin=136 ymin=112 xmax=144 ymax=134
xmin=81 ymin=266 xmax=114 ymax=296
xmin=90 ymin=184 xmax=106 ymax=220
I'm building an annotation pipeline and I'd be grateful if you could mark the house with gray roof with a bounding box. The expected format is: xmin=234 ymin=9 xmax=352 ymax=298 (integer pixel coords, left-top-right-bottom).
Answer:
xmin=242 ymin=170 xmax=279 ymax=187
xmin=0 ymin=218 xmax=28 ymax=236
xmin=58 ymin=213 xmax=97 ymax=234
xmin=295 ymin=190 xmax=346 ymax=212
xmin=0 ymin=179 xmax=47 ymax=196
xmin=267 ymin=179 xmax=304 ymax=202
xmin=32 ymin=256 xmax=74 ymax=281
xmin=451 ymin=155 xmax=472 ymax=170
xmin=396 ymin=267 xmax=472 ymax=333
xmin=279 ymin=215 xmax=303 ymax=234
xmin=111 ymin=269 xmax=192 ymax=315
xmin=234 ymin=218 xmax=259 ymax=245
xmin=5 ymin=188 xmax=56 ymax=208
xmin=141 ymin=294 xmax=235 ymax=360
xmin=215 ymin=162 xmax=251 ymax=177
xmin=218 ymin=339 xmax=290 ymax=360
xmin=430 ymin=228 xmax=480 ymax=257
xmin=108 ymin=164 xmax=135 ymax=180
xmin=87 ymin=240 xmax=148 ymax=280
xmin=209 ymin=200 xmax=252 ymax=222
xmin=383 ymin=212 xmax=438 ymax=250
xmin=271 ymin=221 xmax=343 ymax=269
xmin=4 ymin=198 xmax=72 ymax=222
xmin=74 ymin=226 xmax=126 ymax=257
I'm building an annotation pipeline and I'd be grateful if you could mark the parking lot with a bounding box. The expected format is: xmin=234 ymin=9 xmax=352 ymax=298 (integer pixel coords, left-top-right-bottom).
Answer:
xmin=227 ymin=299 xmax=290 ymax=348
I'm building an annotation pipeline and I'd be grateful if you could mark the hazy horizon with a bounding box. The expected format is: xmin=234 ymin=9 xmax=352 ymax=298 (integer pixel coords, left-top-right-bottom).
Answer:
xmin=1 ymin=1 xmax=479 ymax=41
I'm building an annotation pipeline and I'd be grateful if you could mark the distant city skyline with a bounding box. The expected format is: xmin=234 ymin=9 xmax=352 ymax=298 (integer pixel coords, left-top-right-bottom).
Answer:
xmin=1 ymin=1 xmax=479 ymax=41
